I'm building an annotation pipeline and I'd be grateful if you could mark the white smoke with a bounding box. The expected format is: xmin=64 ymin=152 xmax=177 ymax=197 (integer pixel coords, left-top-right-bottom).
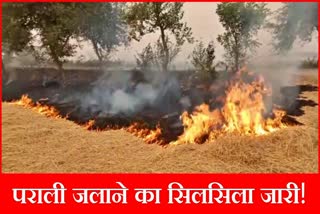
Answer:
xmin=77 ymin=69 xmax=182 ymax=116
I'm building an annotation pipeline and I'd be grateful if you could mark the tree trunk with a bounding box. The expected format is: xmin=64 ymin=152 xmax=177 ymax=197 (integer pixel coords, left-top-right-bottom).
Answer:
xmin=160 ymin=26 xmax=169 ymax=72
xmin=2 ymin=62 xmax=8 ymax=85
xmin=48 ymin=44 xmax=66 ymax=87
xmin=233 ymin=35 xmax=240 ymax=73
xmin=234 ymin=51 xmax=239 ymax=72
xmin=57 ymin=61 xmax=65 ymax=87
xmin=53 ymin=57 xmax=65 ymax=86
xmin=92 ymin=40 xmax=103 ymax=66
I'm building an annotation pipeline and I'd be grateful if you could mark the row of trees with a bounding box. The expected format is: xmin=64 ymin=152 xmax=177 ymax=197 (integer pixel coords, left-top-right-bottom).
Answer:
xmin=3 ymin=2 xmax=318 ymax=79
xmin=3 ymin=3 xmax=126 ymax=74
xmin=191 ymin=2 xmax=318 ymax=77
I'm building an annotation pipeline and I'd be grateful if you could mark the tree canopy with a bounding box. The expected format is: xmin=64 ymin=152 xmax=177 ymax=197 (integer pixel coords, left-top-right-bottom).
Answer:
xmin=216 ymin=2 xmax=268 ymax=72
xmin=190 ymin=41 xmax=216 ymax=78
xmin=3 ymin=2 xmax=127 ymax=69
xmin=270 ymin=3 xmax=318 ymax=52
xmin=3 ymin=3 xmax=80 ymax=70
xmin=124 ymin=2 xmax=193 ymax=72
xmin=77 ymin=3 xmax=127 ymax=63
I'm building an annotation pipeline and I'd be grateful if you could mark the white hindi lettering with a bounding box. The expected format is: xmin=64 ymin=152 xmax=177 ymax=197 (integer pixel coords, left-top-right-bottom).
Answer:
xmin=134 ymin=188 xmax=162 ymax=204
xmin=72 ymin=182 xmax=128 ymax=204
xmin=167 ymin=182 xmax=254 ymax=204
xmin=12 ymin=182 xmax=66 ymax=204
xmin=260 ymin=182 xmax=305 ymax=204
xmin=12 ymin=181 xmax=304 ymax=205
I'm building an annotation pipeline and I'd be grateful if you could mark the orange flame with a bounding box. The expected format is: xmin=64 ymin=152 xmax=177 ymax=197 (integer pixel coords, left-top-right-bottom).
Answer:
xmin=173 ymin=104 xmax=223 ymax=144
xmin=125 ymin=122 xmax=164 ymax=144
xmin=173 ymin=75 xmax=287 ymax=145
xmin=84 ymin=119 xmax=95 ymax=130
xmin=223 ymin=79 xmax=276 ymax=135
xmin=83 ymin=119 xmax=164 ymax=144
xmin=11 ymin=70 xmax=288 ymax=147
xmin=12 ymin=95 xmax=61 ymax=118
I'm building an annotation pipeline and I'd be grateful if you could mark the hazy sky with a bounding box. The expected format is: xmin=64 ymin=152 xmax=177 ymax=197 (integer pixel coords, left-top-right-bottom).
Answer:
xmin=75 ymin=2 xmax=318 ymax=67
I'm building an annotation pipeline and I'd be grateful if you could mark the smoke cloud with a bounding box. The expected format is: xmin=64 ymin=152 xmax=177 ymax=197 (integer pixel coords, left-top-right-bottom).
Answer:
xmin=68 ymin=69 xmax=182 ymax=117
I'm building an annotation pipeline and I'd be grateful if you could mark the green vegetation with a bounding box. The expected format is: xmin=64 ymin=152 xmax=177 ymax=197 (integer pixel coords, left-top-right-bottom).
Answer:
xmin=216 ymin=2 xmax=268 ymax=72
xmin=190 ymin=41 xmax=217 ymax=79
xmin=2 ymin=2 xmax=318 ymax=80
xmin=270 ymin=3 xmax=318 ymax=53
xmin=3 ymin=3 xmax=126 ymax=84
xmin=124 ymin=2 xmax=193 ymax=72
xmin=300 ymin=57 xmax=318 ymax=69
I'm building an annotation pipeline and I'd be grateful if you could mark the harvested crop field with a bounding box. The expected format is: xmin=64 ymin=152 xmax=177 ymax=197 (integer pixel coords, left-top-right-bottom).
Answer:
xmin=1 ymin=69 xmax=318 ymax=173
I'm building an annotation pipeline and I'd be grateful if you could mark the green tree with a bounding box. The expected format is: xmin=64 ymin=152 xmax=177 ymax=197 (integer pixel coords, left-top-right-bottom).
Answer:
xmin=77 ymin=3 xmax=127 ymax=63
xmin=216 ymin=2 xmax=268 ymax=72
xmin=3 ymin=3 xmax=33 ymax=54
xmin=3 ymin=3 xmax=32 ymax=85
xmin=270 ymin=3 xmax=318 ymax=52
xmin=135 ymin=44 xmax=155 ymax=71
xmin=190 ymin=41 xmax=216 ymax=78
xmin=3 ymin=3 xmax=80 ymax=84
xmin=124 ymin=2 xmax=193 ymax=72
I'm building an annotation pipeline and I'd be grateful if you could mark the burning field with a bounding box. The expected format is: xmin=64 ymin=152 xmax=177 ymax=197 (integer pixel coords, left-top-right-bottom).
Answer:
xmin=2 ymin=67 xmax=318 ymax=173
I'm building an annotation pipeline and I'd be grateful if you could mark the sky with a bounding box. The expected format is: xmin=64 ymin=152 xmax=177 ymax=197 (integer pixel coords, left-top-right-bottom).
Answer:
xmin=74 ymin=2 xmax=318 ymax=68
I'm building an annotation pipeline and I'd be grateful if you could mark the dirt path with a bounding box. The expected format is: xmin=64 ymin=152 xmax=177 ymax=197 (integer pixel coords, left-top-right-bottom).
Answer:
xmin=2 ymin=70 xmax=318 ymax=173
